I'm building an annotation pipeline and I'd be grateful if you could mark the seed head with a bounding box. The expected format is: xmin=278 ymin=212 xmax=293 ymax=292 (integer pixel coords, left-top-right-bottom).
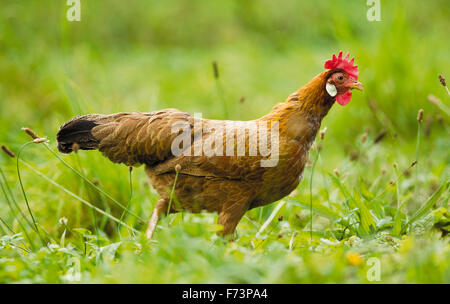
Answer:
xmin=361 ymin=132 xmax=367 ymax=143
xmin=175 ymin=164 xmax=182 ymax=173
xmin=417 ymin=109 xmax=424 ymax=123
xmin=389 ymin=179 xmax=395 ymax=185
xmin=333 ymin=168 xmax=340 ymax=177
xmin=72 ymin=142 xmax=80 ymax=153
xmin=320 ymin=127 xmax=327 ymax=140
xmin=1 ymin=145 xmax=16 ymax=158
xmin=22 ymin=127 xmax=39 ymax=140
xmin=403 ymin=169 xmax=411 ymax=177
xmin=392 ymin=162 xmax=398 ymax=169
xmin=33 ymin=137 xmax=48 ymax=144
xmin=349 ymin=150 xmax=359 ymax=161
xmin=278 ymin=215 xmax=283 ymax=222
xmin=438 ymin=74 xmax=446 ymax=87
xmin=58 ymin=217 xmax=68 ymax=226
xmin=374 ymin=130 xmax=387 ymax=143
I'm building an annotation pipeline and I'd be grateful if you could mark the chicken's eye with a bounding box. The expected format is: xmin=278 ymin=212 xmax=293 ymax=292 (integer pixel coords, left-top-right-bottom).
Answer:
xmin=337 ymin=75 xmax=344 ymax=81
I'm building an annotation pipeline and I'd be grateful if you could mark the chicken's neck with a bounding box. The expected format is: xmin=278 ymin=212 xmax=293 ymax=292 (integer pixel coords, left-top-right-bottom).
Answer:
xmin=292 ymin=70 xmax=336 ymax=118
xmin=261 ymin=71 xmax=335 ymax=143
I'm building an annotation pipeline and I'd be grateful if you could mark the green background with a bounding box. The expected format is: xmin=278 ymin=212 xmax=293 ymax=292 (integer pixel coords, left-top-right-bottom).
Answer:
xmin=0 ymin=0 xmax=448 ymax=283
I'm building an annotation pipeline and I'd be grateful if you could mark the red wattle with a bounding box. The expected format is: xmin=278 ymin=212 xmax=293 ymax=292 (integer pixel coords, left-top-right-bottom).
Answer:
xmin=336 ymin=91 xmax=352 ymax=106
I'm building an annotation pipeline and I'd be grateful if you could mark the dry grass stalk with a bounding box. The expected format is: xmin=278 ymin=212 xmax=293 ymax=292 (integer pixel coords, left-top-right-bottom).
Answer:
xmin=427 ymin=94 xmax=450 ymax=116
xmin=374 ymin=130 xmax=387 ymax=143
xmin=212 ymin=61 xmax=219 ymax=79
xmin=427 ymin=94 xmax=441 ymax=105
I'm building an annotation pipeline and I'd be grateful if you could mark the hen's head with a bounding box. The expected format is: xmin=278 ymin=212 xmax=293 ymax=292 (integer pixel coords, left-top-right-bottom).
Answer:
xmin=324 ymin=52 xmax=363 ymax=106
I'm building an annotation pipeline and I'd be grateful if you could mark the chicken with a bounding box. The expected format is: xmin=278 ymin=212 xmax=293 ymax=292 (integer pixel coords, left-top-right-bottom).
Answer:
xmin=56 ymin=52 xmax=363 ymax=239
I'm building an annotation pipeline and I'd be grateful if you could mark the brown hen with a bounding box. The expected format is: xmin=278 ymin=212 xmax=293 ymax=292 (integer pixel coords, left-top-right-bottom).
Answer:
xmin=57 ymin=52 xmax=363 ymax=238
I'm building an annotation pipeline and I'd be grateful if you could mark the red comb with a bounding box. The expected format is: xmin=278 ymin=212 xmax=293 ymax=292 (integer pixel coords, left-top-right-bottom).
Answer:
xmin=324 ymin=51 xmax=358 ymax=80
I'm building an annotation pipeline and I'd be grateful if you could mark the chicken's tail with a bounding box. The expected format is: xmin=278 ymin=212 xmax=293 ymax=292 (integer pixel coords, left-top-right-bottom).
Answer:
xmin=56 ymin=114 xmax=107 ymax=154
xmin=57 ymin=110 xmax=192 ymax=166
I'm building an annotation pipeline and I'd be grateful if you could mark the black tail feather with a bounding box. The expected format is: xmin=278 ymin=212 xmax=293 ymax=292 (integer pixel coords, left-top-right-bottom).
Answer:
xmin=57 ymin=117 xmax=100 ymax=154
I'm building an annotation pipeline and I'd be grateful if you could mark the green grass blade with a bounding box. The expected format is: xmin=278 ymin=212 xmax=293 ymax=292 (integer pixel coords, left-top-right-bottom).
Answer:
xmin=43 ymin=143 xmax=145 ymax=222
xmin=402 ymin=180 xmax=449 ymax=234
xmin=20 ymin=159 xmax=139 ymax=234
xmin=285 ymin=197 xmax=339 ymax=220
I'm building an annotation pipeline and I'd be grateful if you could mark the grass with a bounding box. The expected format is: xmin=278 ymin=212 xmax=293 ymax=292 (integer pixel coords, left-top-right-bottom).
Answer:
xmin=0 ymin=0 xmax=449 ymax=283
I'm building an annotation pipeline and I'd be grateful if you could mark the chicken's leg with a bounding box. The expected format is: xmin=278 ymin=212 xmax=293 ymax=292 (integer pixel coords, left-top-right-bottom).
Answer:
xmin=217 ymin=199 xmax=249 ymax=240
xmin=145 ymin=199 xmax=169 ymax=239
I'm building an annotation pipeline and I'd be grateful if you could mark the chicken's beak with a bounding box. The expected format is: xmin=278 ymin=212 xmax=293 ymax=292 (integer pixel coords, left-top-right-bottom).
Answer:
xmin=347 ymin=80 xmax=364 ymax=92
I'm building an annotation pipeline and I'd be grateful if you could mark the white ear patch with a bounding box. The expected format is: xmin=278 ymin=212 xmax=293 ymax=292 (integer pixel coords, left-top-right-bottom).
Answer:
xmin=326 ymin=83 xmax=337 ymax=97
